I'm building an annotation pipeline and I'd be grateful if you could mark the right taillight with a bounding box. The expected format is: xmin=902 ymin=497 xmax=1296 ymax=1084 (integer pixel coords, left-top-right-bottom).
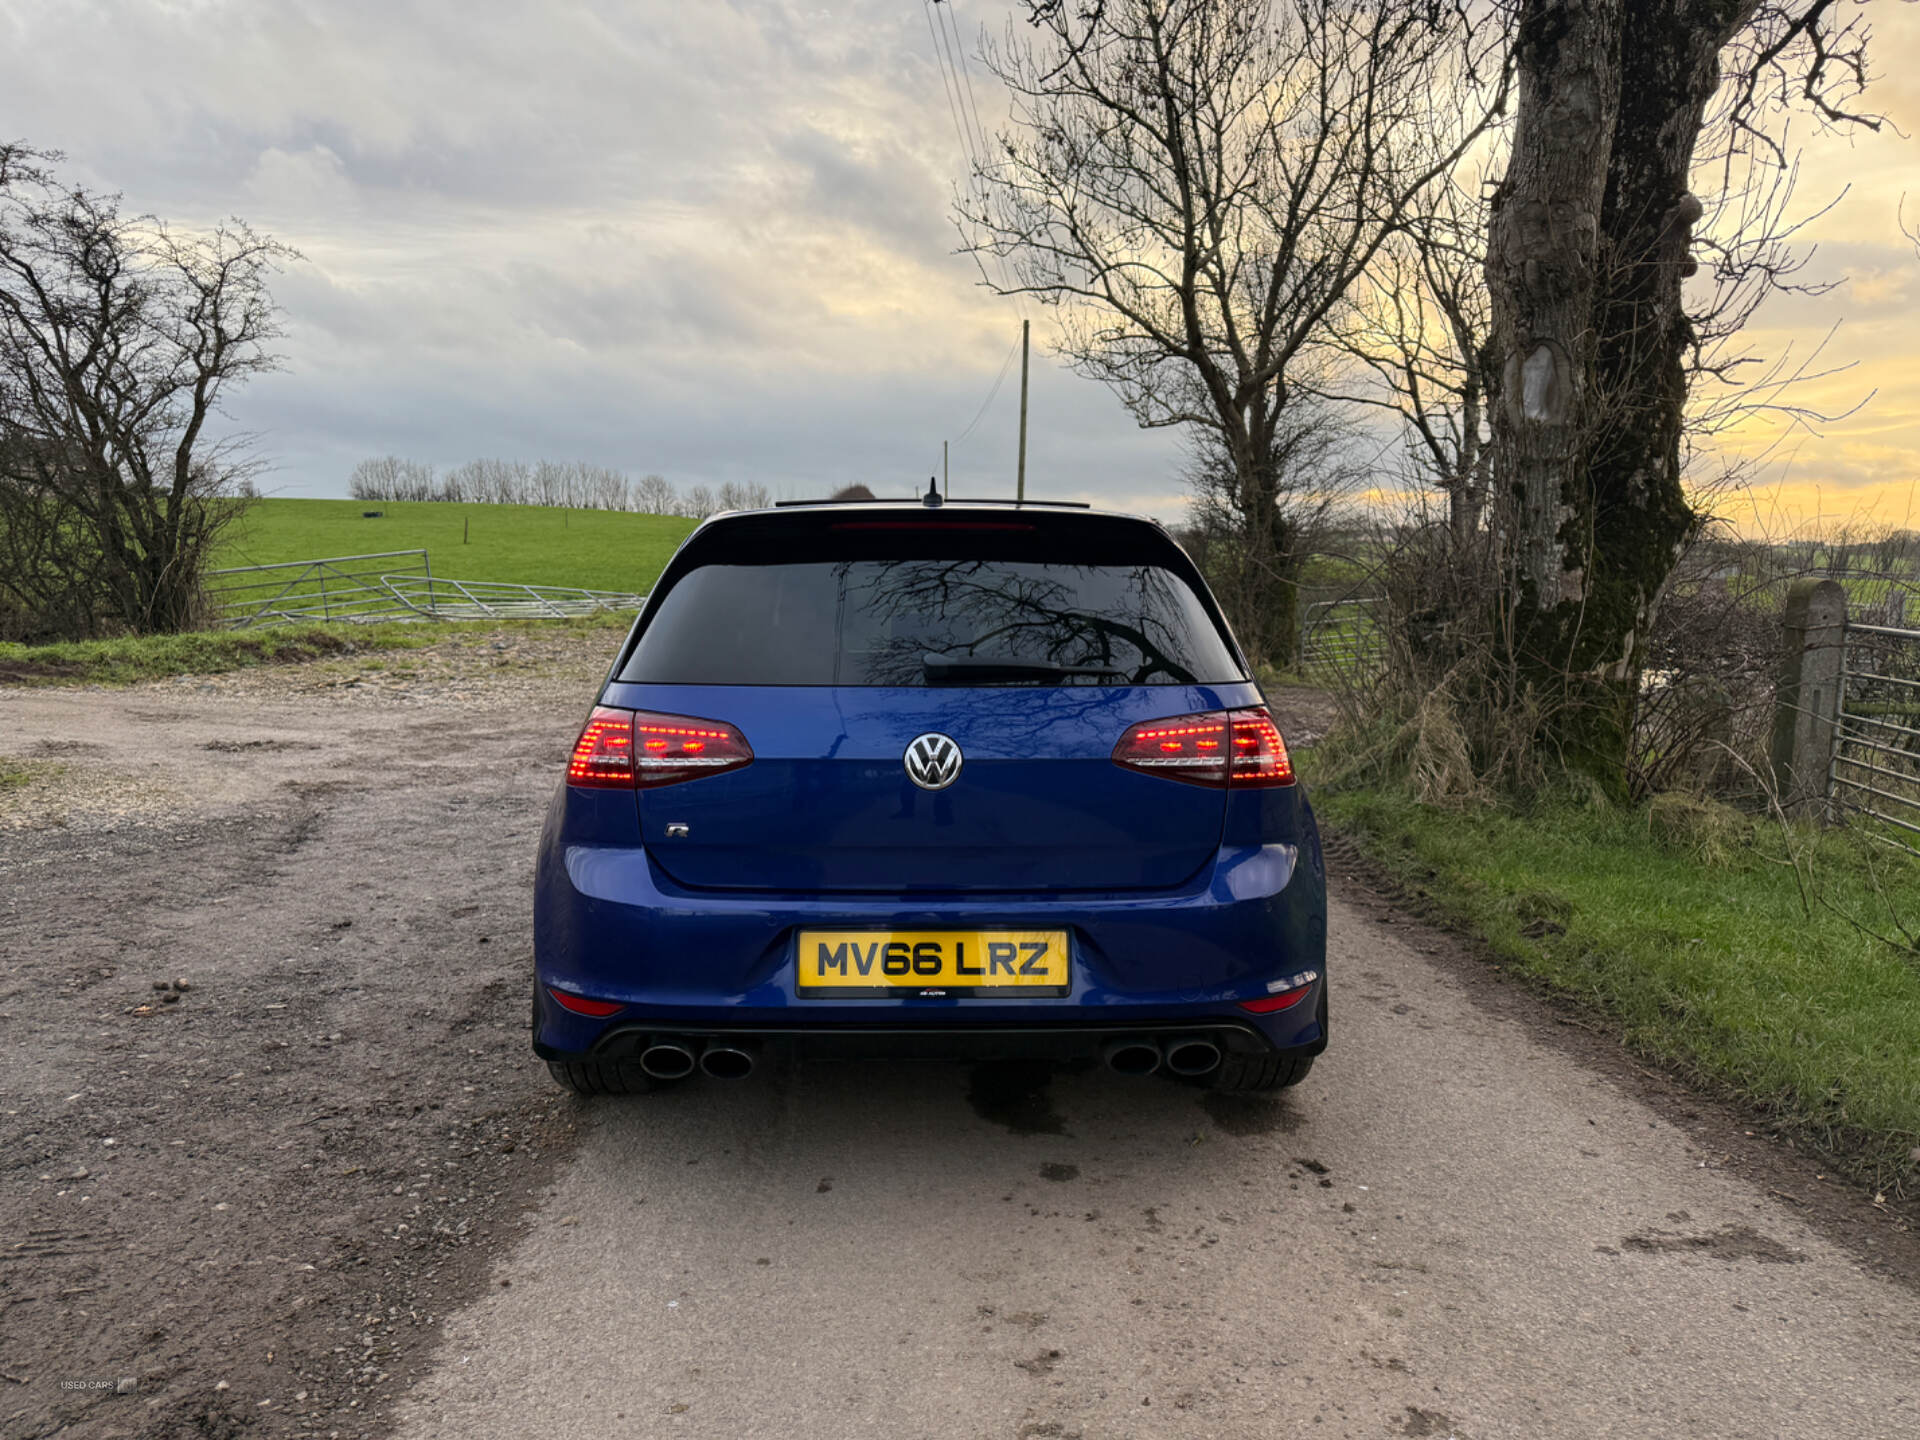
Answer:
xmin=1226 ymin=708 xmax=1294 ymax=786
xmin=1111 ymin=707 xmax=1293 ymax=788
xmin=566 ymin=707 xmax=753 ymax=789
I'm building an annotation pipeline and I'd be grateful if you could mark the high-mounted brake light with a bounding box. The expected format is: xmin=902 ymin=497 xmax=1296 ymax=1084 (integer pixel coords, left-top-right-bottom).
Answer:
xmin=566 ymin=707 xmax=754 ymax=789
xmin=1111 ymin=707 xmax=1294 ymax=788
xmin=828 ymin=521 xmax=1035 ymax=532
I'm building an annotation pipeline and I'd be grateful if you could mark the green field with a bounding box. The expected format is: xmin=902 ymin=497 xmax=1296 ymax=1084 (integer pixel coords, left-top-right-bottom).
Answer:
xmin=216 ymin=499 xmax=697 ymax=594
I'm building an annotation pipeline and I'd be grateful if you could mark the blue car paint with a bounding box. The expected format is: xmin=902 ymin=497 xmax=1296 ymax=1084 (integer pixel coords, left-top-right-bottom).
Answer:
xmin=532 ymin=709 xmax=1327 ymax=1050
xmin=605 ymin=681 xmax=1280 ymax=892
xmin=531 ymin=506 xmax=1329 ymax=1072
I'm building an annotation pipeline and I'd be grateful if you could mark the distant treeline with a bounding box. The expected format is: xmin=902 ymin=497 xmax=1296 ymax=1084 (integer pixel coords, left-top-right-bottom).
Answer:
xmin=347 ymin=457 xmax=771 ymax=519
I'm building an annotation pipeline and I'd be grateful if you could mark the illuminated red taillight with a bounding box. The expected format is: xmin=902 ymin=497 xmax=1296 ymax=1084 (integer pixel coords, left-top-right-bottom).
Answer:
xmin=631 ymin=710 xmax=753 ymax=788
xmin=1111 ymin=707 xmax=1293 ymax=788
xmin=568 ymin=706 xmax=636 ymax=788
xmin=547 ymin=987 xmax=625 ymax=1017
xmin=566 ymin=707 xmax=753 ymax=788
xmin=1228 ymin=708 xmax=1294 ymax=786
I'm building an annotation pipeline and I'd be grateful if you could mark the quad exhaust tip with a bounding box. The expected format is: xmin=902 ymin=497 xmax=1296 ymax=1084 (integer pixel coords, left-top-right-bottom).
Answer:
xmin=1102 ymin=1039 xmax=1163 ymax=1076
xmin=638 ymin=1040 xmax=699 ymax=1080
xmin=1161 ymin=1036 xmax=1223 ymax=1076
xmin=699 ymin=1043 xmax=757 ymax=1080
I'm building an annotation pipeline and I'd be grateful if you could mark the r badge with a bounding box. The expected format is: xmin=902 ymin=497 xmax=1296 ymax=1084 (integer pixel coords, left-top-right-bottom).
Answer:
xmin=903 ymin=733 xmax=962 ymax=791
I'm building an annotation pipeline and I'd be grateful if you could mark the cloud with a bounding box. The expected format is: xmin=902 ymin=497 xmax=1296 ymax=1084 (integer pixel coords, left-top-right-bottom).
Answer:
xmin=4 ymin=0 xmax=1916 ymax=533
xmin=3 ymin=0 xmax=1159 ymax=506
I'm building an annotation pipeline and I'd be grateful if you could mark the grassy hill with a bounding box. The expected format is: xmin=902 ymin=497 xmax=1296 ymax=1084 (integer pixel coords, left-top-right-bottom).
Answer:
xmin=216 ymin=498 xmax=698 ymax=594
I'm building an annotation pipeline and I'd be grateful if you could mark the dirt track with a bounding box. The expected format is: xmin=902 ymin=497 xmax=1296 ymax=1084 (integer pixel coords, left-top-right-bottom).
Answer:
xmin=0 ymin=633 xmax=603 ymax=1440
xmin=3 ymin=636 xmax=1917 ymax=1440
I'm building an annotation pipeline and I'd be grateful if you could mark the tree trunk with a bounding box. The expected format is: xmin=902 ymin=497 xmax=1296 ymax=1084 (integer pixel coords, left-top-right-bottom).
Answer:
xmin=1486 ymin=0 xmax=1751 ymax=789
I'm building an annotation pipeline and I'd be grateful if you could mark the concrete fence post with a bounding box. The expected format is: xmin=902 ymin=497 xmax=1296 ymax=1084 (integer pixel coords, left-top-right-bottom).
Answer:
xmin=1768 ymin=578 xmax=1847 ymax=817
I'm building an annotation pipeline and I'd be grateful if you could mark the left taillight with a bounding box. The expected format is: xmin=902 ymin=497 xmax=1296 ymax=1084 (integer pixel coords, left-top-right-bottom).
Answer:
xmin=567 ymin=706 xmax=636 ymax=788
xmin=566 ymin=706 xmax=754 ymax=789
xmin=1111 ymin=707 xmax=1294 ymax=788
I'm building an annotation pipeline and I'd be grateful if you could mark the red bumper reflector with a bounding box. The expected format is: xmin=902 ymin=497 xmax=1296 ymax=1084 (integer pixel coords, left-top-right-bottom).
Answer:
xmin=547 ymin=987 xmax=625 ymax=1017
xmin=1238 ymin=988 xmax=1312 ymax=1014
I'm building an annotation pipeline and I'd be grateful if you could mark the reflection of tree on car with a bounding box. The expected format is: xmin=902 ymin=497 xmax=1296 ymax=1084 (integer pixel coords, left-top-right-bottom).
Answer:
xmin=834 ymin=559 xmax=1208 ymax=687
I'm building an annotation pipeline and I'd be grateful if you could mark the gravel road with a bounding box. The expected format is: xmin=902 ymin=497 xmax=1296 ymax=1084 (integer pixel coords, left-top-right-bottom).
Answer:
xmin=3 ymin=635 xmax=1916 ymax=1440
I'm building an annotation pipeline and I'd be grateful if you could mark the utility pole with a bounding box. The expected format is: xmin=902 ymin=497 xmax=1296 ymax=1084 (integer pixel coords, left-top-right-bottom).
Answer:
xmin=943 ymin=439 xmax=949 ymax=500
xmin=1016 ymin=318 xmax=1030 ymax=502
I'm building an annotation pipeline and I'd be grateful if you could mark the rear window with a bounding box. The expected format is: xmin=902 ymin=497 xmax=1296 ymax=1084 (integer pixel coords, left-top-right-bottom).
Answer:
xmin=621 ymin=523 xmax=1243 ymax=687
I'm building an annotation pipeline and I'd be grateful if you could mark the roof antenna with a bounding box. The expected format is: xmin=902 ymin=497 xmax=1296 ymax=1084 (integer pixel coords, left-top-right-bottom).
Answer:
xmin=923 ymin=476 xmax=943 ymax=508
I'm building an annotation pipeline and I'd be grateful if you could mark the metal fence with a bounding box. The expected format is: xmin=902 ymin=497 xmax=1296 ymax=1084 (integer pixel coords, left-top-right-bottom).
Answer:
xmin=205 ymin=551 xmax=646 ymax=629
xmin=1830 ymin=618 xmax=1920 ymax=855
xmin=1297 ymin=596 xmax=1384 ymax=677
xmin=207 ymin=550 xmax=435 ymax=627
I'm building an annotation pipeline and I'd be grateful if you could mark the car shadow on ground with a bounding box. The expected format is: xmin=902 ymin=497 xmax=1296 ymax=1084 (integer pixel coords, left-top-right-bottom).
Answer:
xmin=566 ymin=1054 xmax=1319 ymax=1220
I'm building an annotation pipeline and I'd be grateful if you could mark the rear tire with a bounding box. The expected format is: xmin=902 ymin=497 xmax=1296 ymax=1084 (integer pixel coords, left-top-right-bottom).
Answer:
xmin=544 ymin=1058 xmax=667 ymax=1096
xmin=1204 ymin=1050 xmax=1315 ymax=1093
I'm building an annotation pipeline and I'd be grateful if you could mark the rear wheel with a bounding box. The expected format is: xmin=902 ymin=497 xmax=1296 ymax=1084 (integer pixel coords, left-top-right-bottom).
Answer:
xmin=1204 ymin=1049 xmax=1314 ymax=1093
xmin=544 ymin=1058 xmax=668 ymax=1096
xmin=1206 ymin=986 xmax=1325 ymax=1092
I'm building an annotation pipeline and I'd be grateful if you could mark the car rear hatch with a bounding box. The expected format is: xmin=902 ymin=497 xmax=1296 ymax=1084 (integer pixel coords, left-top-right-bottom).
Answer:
xmin=603 ymin=505 xmax=1253 ymax=894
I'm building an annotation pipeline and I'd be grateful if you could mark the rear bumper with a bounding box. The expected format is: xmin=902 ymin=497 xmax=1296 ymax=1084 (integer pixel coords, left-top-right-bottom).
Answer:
xmin=533 ymin=834 xmax=1328 ymax=1059
xmin=536 ymin=1014 xmax=1325 ymax=1065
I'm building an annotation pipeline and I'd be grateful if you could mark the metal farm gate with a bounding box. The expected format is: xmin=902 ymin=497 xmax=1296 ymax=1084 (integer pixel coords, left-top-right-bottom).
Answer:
xmin=1830 ymin=617 xmax=1920 ymax=855
xmin=205 ymin=550 xmax=647 ymax=629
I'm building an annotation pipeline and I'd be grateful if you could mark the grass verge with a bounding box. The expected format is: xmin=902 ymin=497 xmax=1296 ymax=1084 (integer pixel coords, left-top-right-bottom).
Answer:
xmin=1316 ymin=784 xmax=1920 ymax=1190
xmin=0 ymin=612 xmax=630 ymax=687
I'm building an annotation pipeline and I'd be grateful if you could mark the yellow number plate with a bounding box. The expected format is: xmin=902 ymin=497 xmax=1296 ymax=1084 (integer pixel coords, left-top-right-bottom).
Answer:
xmin=796 ymin=930 xmax=1070 ymax=996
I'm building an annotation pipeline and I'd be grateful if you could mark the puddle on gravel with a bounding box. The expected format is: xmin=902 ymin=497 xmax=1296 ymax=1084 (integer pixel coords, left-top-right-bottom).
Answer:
xmin=966 ymin=1060 xmax=1067 ymax=1135
xmin=1200 ymin=1091 xmax=1303 ymax=1136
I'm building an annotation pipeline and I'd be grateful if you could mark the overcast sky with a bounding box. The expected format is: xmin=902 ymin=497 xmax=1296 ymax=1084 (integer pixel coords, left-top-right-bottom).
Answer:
xmin=3 ymin=0 xmax=1915 ymax=532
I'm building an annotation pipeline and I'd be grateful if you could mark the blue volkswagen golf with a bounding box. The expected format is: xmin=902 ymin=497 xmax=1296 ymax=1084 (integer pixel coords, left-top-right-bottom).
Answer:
xmin=532 ymin=493 xmax=1328 ymax=1095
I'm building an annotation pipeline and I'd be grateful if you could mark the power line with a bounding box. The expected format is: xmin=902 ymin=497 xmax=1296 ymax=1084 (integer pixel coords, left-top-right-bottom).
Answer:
xmin=953 ymin=331 xmax=1022 ymax=448
xmin=926 ymin=0 xmax=1028 ymax=317
xmin=922 ymin=0 xmax=1031 ymax=462
xmin=922 ymin=0 xmax=975 ymax=178
xmin=936 ymin=0 xmax=992 ymax=164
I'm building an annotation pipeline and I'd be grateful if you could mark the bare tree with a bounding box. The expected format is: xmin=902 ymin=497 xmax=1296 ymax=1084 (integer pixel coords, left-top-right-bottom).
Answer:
xmin=1186 ymin=384 xmax=1366 ymax=656
xmin=1327 ymin=170 xmax=1498 ymax=555
xmin=633 ymin=472 xmax=678 ymax=514
xmin=1483 ymin=0 xmax=1880 ymax=785
xmin=962 ymin=0 xmax=1506 ymax=661
xmin=716 ymin=481 xmax=773 ymax=512
xmin=681 ymin=484 xmax=719 ymax=520
xmin=353 ymin=458 xmax=666 ymax=512
xmin=0 ymin=143 xmax=292 ymax=637
xmin=349 ymin=456 xmax=405 ymax=501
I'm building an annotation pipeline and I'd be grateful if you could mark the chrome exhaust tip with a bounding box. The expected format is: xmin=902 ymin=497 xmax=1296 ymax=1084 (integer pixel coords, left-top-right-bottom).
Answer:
xmin=1162 ymin=1036 xmax=1223 ymax=1076
xmin=638 ymin=1040 xmax=698 ymax=1080
xmin=699 ymin=1043 xmax=756 ymax=1080
xmin=1102 ymin=1038 xmax=1163 ymax=1076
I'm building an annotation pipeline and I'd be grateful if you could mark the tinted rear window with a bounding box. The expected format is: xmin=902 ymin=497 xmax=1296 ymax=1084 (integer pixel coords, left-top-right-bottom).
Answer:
xmin=622 ymin=544 xmax=1243 ymax=687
